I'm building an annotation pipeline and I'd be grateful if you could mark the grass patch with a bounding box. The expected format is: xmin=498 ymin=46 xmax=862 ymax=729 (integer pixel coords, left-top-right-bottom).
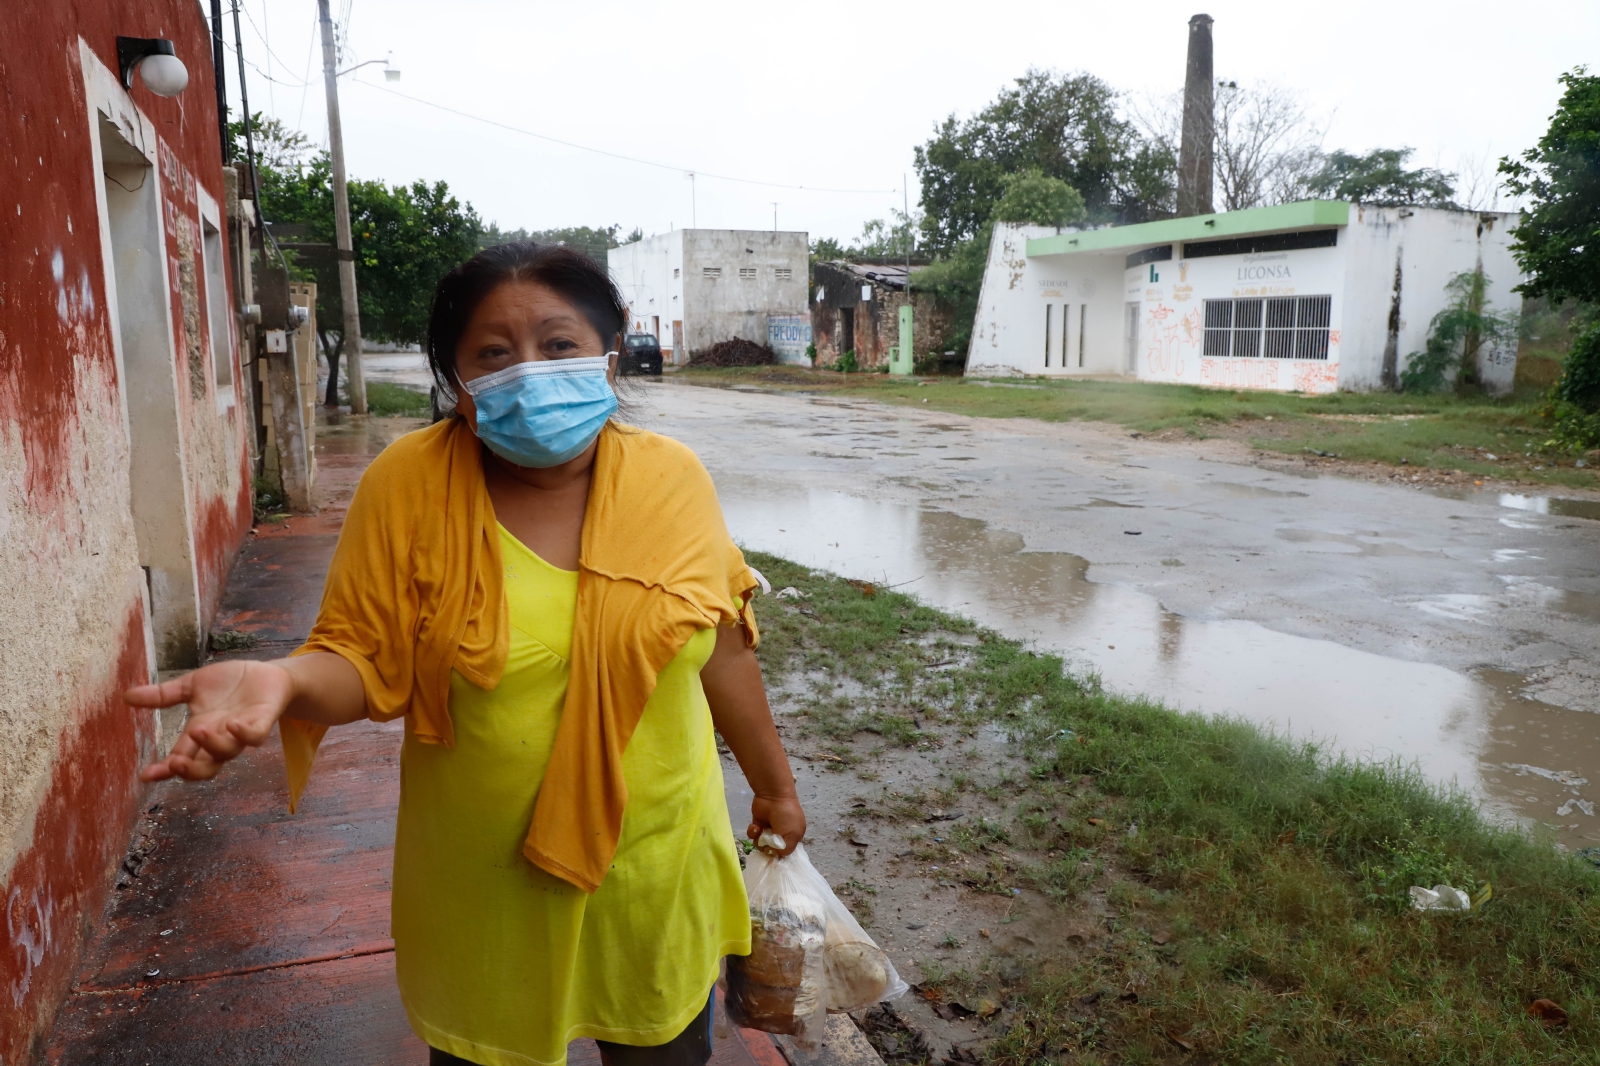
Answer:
xmin=748 ymin=550 xmax=1600 ymax=1063
xmin=359 ymin=381 xmax=432 ymax=418
xmin=683 ymin=368 xmax=1599 ymax=489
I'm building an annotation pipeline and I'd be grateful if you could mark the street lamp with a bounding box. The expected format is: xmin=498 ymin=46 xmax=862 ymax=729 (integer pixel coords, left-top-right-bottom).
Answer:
xmin=338 ymin=53 xmax=400 ymax=82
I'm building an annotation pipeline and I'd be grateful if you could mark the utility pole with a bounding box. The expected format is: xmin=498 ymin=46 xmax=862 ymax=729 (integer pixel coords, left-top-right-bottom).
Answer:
xmin=317 ymin=0 xmax=367 ymax=414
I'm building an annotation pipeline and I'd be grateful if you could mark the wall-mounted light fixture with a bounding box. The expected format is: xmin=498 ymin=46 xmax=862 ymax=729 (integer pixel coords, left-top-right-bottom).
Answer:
xmin=118 ymin=37 xmax=189 ymax=97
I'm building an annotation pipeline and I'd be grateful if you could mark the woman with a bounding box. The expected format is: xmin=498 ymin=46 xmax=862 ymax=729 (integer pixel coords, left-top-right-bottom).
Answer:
xmin=125 ymin=243 xmax=807 ymax=1066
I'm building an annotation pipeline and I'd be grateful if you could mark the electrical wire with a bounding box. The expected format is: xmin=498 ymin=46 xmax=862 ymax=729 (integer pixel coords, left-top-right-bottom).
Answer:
xmin=350 ymin=79 xmax=898 ymax=195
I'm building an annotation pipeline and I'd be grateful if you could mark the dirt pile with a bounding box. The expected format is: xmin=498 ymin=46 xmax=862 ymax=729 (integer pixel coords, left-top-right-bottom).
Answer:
xmin=687 ymin=338 xmax=778 ymax=367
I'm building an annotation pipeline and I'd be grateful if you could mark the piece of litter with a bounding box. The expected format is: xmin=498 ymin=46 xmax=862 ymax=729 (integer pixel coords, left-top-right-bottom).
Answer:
xmin=1504 ymin=763 xmax=1587 ymax=787
xmin=1409 ymin=884 xmax=1471 ymax=912
xmin=1557 ymin=800 xmax=1576 ymax=817
xmin=1127 ymin=823 xmax=1139 ymax=838
xmin=1011 ymin=888 xmax=1021 ymax=896
xmin=144 ymin=969 xmax=160 ymax=978
xmin=1579 ymin=799 xmax=1596 ymax=817
xmin=747 ymin=567 xmax=772 ymax=595
xmin=159 ymin=929 xmax=173 ymax=937
xmin=775 ymin=586 xmax=806 ymax=600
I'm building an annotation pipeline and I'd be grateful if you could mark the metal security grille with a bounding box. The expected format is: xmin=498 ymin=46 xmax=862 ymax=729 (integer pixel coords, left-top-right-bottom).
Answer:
xmin=1204 ymin=295 xmax=1330 ymax=360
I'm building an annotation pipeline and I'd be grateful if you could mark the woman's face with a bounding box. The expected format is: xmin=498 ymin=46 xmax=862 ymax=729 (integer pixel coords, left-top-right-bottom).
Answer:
xmin=453 ymin=280 xmax=617 ymax=419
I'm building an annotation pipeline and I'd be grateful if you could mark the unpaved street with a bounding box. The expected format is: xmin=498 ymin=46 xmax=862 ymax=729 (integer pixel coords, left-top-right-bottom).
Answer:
xmin=634 ymin=380 xmax=1600 ymax=847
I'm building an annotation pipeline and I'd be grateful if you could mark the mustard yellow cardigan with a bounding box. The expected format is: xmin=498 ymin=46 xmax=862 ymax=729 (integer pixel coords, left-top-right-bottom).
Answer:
xmin=286 ymin=418 xmax=758 ymax=892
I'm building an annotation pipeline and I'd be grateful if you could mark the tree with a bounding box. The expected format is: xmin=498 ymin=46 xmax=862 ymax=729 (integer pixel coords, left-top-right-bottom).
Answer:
xmin=913 ymin=69 xmax=1174 ymax=253
xmin=992 ymin=169 xmax=1088 ymax=227
xmin=1498 ymin=68 xmax=1600 ymax=307
xmin=479 ymin=224 xmax=627 ymax=266
xmin=809 ymin=236 xmax=849 ymax=263
xmin=1397 ymin=271 xmax=1518 ymax=394
xmin=1306 ymin=148 xmax=1456 ymax=206
xmin=913 ymin=171 xmax=1088 ymax=356
xmin=236 ymin=115 xmax=482 ymax=402
xmin=851 ymin=210 xmax=923 ymax=258
xmin=1136 ymin=81 xmax=1327 ymax=211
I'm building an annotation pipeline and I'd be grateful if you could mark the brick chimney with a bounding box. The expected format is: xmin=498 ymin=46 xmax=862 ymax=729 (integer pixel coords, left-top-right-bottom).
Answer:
xmin=1177 ymin=13 xmax=1215 ymax=217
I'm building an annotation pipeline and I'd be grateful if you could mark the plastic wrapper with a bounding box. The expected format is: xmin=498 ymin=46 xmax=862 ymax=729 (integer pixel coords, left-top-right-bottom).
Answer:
xmin=723 ymin=833 xmax=907 ymax=1049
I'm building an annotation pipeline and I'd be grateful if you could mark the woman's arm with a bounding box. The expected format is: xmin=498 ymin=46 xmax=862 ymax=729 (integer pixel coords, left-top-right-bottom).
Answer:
xmin=124 ymin=651 xmax=367 ymax=783
xmin=701 ymin=624 xmax=807 ymax=856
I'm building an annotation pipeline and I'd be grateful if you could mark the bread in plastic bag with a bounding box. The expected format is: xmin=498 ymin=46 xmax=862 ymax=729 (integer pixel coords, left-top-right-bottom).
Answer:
xmin=723 ymin=833 xmax=907 ymax=1048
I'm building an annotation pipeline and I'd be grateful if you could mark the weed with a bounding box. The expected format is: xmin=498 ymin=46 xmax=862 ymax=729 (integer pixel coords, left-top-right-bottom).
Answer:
xmin=749 ymin=550 xmax=1600 ymax=1063
xmin=359 ymin=381 xmax=432 ymax=418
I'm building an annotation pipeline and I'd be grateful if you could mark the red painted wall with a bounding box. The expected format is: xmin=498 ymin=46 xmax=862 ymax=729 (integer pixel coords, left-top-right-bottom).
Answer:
xmin=0 ymin=2 xmax=252 ymax=1059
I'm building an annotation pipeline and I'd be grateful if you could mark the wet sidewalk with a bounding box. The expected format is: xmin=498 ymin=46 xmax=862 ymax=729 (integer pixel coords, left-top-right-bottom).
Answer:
xmin=44 ymin=417 xmax=843 ymax=1066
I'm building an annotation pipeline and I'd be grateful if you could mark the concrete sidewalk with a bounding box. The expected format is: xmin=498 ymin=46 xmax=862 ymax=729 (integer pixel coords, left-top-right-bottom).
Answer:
xmin=44 ymin=419 xmax=855 ymax=1066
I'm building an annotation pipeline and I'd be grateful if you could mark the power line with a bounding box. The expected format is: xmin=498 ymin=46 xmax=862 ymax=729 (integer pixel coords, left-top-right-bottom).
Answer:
xmin=350 ymin=78 xmax=898 ymax=196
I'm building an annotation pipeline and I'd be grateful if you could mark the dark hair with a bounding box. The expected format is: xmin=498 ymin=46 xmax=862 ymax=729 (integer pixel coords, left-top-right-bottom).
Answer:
xmin=425 ymin=241 xmax=628 ymax=393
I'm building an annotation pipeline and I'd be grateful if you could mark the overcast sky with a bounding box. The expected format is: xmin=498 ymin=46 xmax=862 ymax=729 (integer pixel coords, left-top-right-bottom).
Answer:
xmin=226 ymin=0 xmax=1598 ymax=246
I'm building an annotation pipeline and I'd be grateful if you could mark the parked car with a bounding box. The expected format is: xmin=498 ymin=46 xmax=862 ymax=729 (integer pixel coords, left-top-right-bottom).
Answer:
xmin=621 ymin=332 xmax=664 ymax=376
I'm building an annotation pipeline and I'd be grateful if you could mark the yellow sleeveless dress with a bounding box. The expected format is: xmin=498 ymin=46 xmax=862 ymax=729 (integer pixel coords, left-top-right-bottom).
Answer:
xmin=391 ymin=526 xmax=751 ymax=1066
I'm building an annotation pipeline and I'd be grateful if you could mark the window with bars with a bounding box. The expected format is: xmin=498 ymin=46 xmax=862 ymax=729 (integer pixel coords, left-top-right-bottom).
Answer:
xmin=739 ymin=266 xmax=758 ymax=279
xmin=703 ymin=267 xmax=722 ymax=279
xmin=1202 ymin=296 xmax=1331 ymax=360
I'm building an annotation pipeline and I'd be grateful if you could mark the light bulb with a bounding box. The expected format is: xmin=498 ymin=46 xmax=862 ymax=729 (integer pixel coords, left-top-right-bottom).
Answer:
xmin=140 ymin=54 xmax=189 ymax=97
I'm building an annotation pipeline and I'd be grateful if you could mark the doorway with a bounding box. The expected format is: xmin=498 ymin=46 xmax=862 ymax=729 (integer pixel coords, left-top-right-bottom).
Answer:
xmin=100 ymin=113 xmax=203 ymax=669
xmin=839 ymin=306 xmax=855 ymax=356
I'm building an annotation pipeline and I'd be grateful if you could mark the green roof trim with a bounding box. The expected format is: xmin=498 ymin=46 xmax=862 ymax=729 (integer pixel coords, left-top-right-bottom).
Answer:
xmin=1025 ymin=200 xmax=1350 ymax=258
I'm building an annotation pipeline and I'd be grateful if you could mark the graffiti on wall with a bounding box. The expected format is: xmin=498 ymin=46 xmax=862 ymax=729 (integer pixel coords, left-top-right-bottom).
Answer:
xmin=767 ymin=314 xmax=812 ymax=363
xmin=1292 ymin=361 xmax=1340 ymax=393
xmin=1200 ymin=358 xmax=1280 ymax=389
xmin=1143 ymin=304 xmax=1200 ymax=379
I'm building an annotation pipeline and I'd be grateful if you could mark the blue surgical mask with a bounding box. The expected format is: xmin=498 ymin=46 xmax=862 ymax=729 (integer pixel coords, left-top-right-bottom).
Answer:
xmin=462 ymin=354 xmax=619 ymax=468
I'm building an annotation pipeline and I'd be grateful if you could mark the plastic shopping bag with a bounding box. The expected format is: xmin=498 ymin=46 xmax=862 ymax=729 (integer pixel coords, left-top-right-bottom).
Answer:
xmin=723 ymin=833 xmax=907 ymax=1048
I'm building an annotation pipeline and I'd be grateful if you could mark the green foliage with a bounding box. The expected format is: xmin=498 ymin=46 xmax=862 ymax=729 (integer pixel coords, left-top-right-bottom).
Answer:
xmin=1306 ymin=147 xmax=1456 ymax=206
xmin=810 ymin=236 xmax=849 ymax=263
xmin=246 ymin=123 xmax=482 ymax=346
xmin=1541 ymin=321 xmax=1600 ymax=452
xmin=991 ymin=168 xmax=1088 ymax=227
xmin=479 ymin=223 xmax=626 ymax=266
xmin=831 ymin=349 xmax=859 ymax=373
xmin=909 ymin=224 xmax=993 ymax=354
xmin=1553 ymin=319 xmax=1600 ymax=412
xmin=1500 ymin=68 xmax=1600 ymax=306
xmin=748 ymin=550 xmax=1600 ymax=1065
xmin=851 ymin=210 xmax=922 ymax=258
xmin=913 ymin=68 xmax=1174 ymax=253
xmin=1398 ymin=270 xmax=1519 ymax=394
xmin=359 ymin=381 xmax=432 ymax=417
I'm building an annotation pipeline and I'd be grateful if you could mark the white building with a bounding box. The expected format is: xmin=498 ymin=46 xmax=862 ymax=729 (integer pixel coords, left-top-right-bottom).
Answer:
xmin=968 ymin=201 xmax=1522 ymax=394
xmin=608 ymin=229 xmax=810 ymax=365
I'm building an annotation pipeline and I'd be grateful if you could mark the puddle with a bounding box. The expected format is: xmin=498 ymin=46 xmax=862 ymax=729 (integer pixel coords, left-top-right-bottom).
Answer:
xmin=721 ymin=483 xmax=1600 ymax=847
xmin=1276 ymin=528 xmax=1439 ymax=557
xmin=1432 ymin=488 xmax=1600 ymax=522
xmin=1499 ymin=493 xmax=1600 ymax=521
xmin=1210 ymin=481 xmax=1309 ymax=499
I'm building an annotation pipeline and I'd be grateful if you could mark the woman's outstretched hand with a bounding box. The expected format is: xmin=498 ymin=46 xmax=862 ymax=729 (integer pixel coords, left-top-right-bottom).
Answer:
xmin=124 ymin=661 xmax=296 ymax=782
xmin=749 ymin=794 xmax=807 ymax=857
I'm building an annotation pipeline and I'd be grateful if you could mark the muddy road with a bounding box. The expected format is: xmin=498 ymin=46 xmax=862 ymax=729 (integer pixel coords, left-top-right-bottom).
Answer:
xmin=637 ymin=380 xmax=1600 ymax=848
